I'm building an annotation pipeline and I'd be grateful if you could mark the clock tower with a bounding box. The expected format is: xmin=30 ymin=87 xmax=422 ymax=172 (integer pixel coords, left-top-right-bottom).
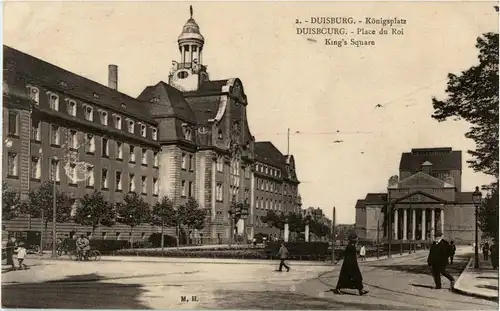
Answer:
xmin=169 ymin=6 xmax=210 ymax=92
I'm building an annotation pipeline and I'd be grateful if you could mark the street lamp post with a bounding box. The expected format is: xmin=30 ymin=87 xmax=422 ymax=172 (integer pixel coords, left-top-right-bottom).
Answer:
xmin=472 ymin=186 xmax=483 ymax=269
xmin=51 ymin=166 xmax=57 ymax=258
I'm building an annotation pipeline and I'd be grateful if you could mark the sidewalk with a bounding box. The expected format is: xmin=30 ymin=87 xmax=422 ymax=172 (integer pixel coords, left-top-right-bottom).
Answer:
xmin=453 ymin=256 xmax=499 ymax=301
xmin=28 ymin=249 xmax=427 ymax=266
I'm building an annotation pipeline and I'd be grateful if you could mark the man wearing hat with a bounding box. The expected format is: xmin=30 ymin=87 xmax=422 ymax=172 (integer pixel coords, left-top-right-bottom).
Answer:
xmin=333 ymin=232 xmax=369 ymax=295
xmin=427 ymin=231 xmax=455 ymax=289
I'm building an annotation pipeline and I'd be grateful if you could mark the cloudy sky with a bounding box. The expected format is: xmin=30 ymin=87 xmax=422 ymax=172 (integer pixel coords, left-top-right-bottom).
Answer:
xmin=4 ymin=1 xmax=498 ymax=223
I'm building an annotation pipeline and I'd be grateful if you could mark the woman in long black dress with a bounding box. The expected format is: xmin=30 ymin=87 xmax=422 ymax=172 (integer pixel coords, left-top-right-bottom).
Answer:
xmin=333 ymin=233 xmax=368 ymax=295
xmin=6 ymin=236 xmax=17 ymax=270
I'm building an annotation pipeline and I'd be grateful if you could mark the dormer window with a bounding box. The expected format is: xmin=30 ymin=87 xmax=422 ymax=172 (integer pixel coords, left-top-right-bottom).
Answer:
xmin=93 ymin=93 xmax=99 ymax=99
xmin=99 ymin=110 xmax=108 ymax=126
xmin=184 ymin=127 xmax=192 ymax=141
xmin=47 ymin=92 xmax=59 ymax=111
xmin=114 ymin=114 xmax=122 ymax=130
xmin=84 ymin=105 xmax=93 ymax=121
xmin=151 ymin=127 xmax=158 ymax=140
xmin=66 ymin=99 xmax=77 ymax=116
xmin=140 ymin=123 xmax=147 ymax=137
xmin=27 ymin=86 xmax=39 ymax=105
xmin=127 ymin=119 xmax=135 ymax=134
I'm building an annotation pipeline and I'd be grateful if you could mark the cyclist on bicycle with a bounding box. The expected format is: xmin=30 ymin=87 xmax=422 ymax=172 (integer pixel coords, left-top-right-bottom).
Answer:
xmin=76 ymin=235 xmax=89 ymax=260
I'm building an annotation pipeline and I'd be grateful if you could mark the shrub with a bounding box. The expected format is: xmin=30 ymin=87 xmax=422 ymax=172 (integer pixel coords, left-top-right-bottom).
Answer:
xmin=148 ymin=233 xmax=177 ymax=247
xmin=115 ymin=248 xmax=267 ymax=259
xmin=265 ymin=242 xmax=330 ymax=259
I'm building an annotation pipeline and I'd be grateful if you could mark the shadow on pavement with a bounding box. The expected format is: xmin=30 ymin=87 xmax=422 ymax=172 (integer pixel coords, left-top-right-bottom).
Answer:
xmin=205 ymin=289 xmax=408 ymax=310
xmin=477 ymin=285 xmax=499 ymax=291
xmin=371 ymin=255 xmax=468 ymax=276
xmin=410 ymin=283 xmax=435 ymax=289
xmin=2 ymin=273 xmax=149 ymax=309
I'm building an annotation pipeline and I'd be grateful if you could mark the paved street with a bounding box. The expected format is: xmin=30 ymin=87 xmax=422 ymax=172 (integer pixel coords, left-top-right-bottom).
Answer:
xmin=2 ymin=251 xmax=498 ymax=310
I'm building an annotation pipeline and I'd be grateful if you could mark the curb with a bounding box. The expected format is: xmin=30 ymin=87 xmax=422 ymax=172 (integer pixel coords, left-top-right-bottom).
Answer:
xmin=452 ymin=257 xmax=499 ymax=302
xmin=27 ymin=250 xmax=426 ymax=266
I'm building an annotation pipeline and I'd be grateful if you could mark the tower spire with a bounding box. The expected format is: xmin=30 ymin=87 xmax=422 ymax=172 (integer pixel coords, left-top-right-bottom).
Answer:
xmin=190 ymin=5 xmax=193 ymax=18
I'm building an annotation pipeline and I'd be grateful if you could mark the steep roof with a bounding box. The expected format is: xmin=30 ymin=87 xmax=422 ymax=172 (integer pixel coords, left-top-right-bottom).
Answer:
xmin=355 ymin=199 xmax=366 ymax=209
xmin=184 ymin=96 xmax=220 ymax=125
xmin=364 ymin=193 xmax=388 ymax=205
xmin=137 ymin=81 xmax=196 ymax=123
xmin=254 ymin=141 xmax=287 ymax=169
xmin=399 ymin=148 xmax=462 ymax=172
xmin=3 ymin=45 xmax=155 ymax=123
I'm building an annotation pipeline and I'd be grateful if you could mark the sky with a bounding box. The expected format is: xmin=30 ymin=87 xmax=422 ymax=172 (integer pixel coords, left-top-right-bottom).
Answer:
xmin=3 ymin=1 xmax=498 ymax=224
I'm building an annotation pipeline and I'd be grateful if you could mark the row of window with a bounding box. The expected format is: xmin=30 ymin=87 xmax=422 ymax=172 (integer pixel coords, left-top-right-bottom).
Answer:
xmin=215 ymin=155 xmax=251 ymax=178
xmin=26 ymin=86 xmax=158 ymax=140
xmin=31 ymin=122 xmax=159 ymax=166
xmin=255 ymin=197 xmax=284 ymax=211
xmin=256 ymin=178 xmax=298 ymax=196
xmin=214 ymin=183 xmax=250 ymax=202
xmin=255 ymin=162 xmax=282 ymax=178
xmin=6 ymin=152 xmax=159 ymax=195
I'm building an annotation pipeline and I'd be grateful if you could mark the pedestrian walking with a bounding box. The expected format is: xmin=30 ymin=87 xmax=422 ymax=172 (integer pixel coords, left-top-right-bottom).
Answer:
xmin=482 ymin=242 xmax=490 ymax=261
xmin=6 ymin=236 xmax=17 ymax=270
xmin=449 ymin=241 xmax=456 ymax=264
xmin=15 ymin=242 xmax=28 ymax=270
xmin=359 ymin=244 xmax=366 ymax=261
xmin=277 ymin=242 xmax=290 ymax=272
xmin=490 ymin=239 xmax=498 ymax=269
xmin=427 ymin=231 xmax=455 ymax=289
xmin=333 ymin=233 xmax=369 ymax=296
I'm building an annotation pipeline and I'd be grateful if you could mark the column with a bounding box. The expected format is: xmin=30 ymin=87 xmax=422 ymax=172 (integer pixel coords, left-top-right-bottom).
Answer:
xmin=403 ymin=209 xmax=408 ymax=240
xmin=284 ymin=223 xmax=290 ymax=242
xmin=412 ymin=209 xmax=416 ymax=240
xmin=431 ymin=209 xmax=435 ymax=240
xmin=421 ymin=209 xmax=426 ymax=240
xmin=440 ymin=209 xmax=445 ymax=234
xmin=305 ymin=224 xmax=310 ymax=242
xmin=394 ymin=209 xmax=399 ymax=240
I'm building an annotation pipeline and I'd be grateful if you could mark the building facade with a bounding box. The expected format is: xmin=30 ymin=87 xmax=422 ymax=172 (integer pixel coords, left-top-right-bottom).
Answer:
xmin=253 ymin=142 xmax=301 ymax=237
xmin=2 ymin=8 xmax=303 ymax=244
xmin=355 ymin=147 xmax=477 ymax=245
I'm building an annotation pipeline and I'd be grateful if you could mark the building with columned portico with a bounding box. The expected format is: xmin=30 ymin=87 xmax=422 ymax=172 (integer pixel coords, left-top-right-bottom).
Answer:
xmin=355 ymin=147 xmax=477 ymax=245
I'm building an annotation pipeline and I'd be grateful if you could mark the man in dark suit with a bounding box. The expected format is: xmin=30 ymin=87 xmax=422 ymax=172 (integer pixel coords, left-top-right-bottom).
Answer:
xmin=427 ymin=231 xmax=455 ymax=289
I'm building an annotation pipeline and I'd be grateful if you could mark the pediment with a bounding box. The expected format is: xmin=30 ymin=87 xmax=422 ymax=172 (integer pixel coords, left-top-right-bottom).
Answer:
xmin=396 ymin=191 xmax=445 ymax=204
xmin=388 ymin=171 xmax=454 ymax=189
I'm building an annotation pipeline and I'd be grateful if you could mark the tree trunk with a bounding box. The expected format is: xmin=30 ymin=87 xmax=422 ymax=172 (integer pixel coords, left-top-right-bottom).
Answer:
xmin=161 ymin=221 xmax=165 ymax=254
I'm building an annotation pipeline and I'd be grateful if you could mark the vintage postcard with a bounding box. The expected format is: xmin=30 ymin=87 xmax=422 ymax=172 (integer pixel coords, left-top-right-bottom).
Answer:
xmin=1 ymin=0 xmax=499 ymax=309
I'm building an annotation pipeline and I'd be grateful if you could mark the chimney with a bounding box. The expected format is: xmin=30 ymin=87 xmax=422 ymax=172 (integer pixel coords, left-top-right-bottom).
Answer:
xmin=108 ymin=64 xmax=118 ymax=90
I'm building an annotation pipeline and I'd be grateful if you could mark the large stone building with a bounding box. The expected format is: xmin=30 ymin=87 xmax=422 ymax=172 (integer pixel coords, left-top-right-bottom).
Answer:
xmin=2 ymin=8 xmax=302 ymax=244
xmin=253 ymin=141 xmax=301 ymax=237
xmin=355 ymin=147 xmax=477 ymax=245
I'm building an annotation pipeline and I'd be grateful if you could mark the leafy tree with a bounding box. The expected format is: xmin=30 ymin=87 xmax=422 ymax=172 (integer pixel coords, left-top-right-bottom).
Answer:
xmin=261 ymin=211 xmax=286 ymax=239
xmin=177 ymin=197 xmax=207 ymax=244
xmin=2 ymin=182 xmax=20 ymax=221
xmin=22 ymin=181 xmax=73 ymax=230
xmin=74 ymin=190 xmax=116 ymax=236
xmin=288 ymin=212 xmax=305 ymax=236
xmin=116 ymin=192 xmax=151 ymax=248
xmin=151 ymin=196 xmax=176 ymax=250
xmin=432 ymin=32 xmax=499 ymax=177
xmin=431 ymin=32 xmax=499 ymax=237
xmin=478 ymin=182 xmax=499 ymax=239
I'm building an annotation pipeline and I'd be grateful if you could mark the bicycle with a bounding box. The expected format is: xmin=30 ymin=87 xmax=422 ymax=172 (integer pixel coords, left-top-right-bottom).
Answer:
xmin=68 ymin=249 xmax=101 ymax=261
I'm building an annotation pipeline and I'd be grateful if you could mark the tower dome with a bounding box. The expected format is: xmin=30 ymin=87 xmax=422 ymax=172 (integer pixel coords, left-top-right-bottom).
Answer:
xmin=178 ymin=6 xmax=205 ymax=44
